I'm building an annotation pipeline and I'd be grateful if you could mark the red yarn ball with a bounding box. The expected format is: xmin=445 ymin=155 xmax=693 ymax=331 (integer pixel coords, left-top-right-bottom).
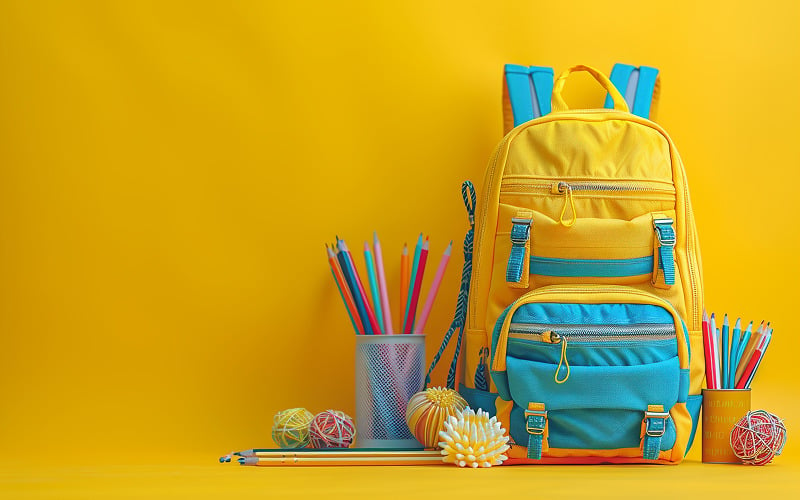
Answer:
xmin=730 ymin=410 xmax=787 ymax=465
xmin=308 ymin=410 xmax=356 ymax=448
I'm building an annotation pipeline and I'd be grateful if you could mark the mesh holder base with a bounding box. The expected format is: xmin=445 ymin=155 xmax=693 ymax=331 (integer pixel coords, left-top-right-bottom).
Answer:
xmin=355 ymin=335 xmax=425 ymax=448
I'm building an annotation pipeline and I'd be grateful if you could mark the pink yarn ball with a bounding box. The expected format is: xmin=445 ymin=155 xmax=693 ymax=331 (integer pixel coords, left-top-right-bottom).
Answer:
xmin=730 ymin=410 xmax=787 ymax=465
xmin=308 ymin=410 xmax=356 ymax=448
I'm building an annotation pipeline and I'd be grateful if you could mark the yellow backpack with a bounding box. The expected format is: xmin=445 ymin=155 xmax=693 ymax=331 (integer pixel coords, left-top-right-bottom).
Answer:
xmin=429 ymin=65 xmax=704 ymax=464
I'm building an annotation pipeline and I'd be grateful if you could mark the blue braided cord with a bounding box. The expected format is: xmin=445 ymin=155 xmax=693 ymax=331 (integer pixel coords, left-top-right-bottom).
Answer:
xmin=425 ymin=181 xmax=476 ymax=389
xmin=474 ymin=347 xmax=489 ymax=392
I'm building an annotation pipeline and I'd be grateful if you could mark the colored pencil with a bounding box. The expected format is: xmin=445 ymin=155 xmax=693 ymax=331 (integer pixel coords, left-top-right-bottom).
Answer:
xmin=734 ymin=321 xmax=764 ymax=384
xmin=373 ymin=232 xmax=394 ymax=335
xmin=336 ymin=240 xmax=371 ymax=334
xmin=399 ymin=244 xmax=409 ymax=334
xmin=405 ymin=238 xmax=429 ymax=334
xmin=736 ymin=321 xmax=753 ymax=368
xmin=339 ymin=239 xmax=382 ymax=335
xmin=403 ymin=234 xmax=423 ymax=334
xmin=710 ymin=314 xmax=720 ymax=388
xmin=721 ymin=314 xmax=730 ymax=388
xmin=233 ymin=448 xmax=434 ymax=458
xmin=728 ymin=318 xmax=741 ymax=389
xmin=363 ymin=242 xmax=384 ymax=334
xmin=743 ymin=328 xmax=772 ymax=389
xmin=414 ymin=241 xmax=452 ymax=334
xmin=702 ymin=310 xmax=716 ymax=389
xmin=732 ymin=320 xmax=752 ymax=385
xmin=238 ymin=455 xmax=443 ymax=466
xmin=706 ymin=313 xmax=719 ymax=389
xmin=736 ymin=333 xmax=769 ymax=389
xmin=326 ymin=244 xmax=364 ymax=335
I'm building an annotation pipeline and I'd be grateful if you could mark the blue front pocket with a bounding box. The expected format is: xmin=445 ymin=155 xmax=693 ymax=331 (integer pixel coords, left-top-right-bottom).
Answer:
xmin=493 ymin=299 xmax=684 ymax=453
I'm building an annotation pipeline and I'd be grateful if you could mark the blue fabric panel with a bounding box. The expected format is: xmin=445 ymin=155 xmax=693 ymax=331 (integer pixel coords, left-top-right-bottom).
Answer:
xmin=504 ymin=64 xmax=535 ymax=126
xmin=685 ymin=394 xmax=703 ymax=454
xmin=457 ymin=384 xmax=498 ymax=417
xmin=506 ymin=355 xmax=680 ymax=412
xmin=509 ymin=406 xmax=677 ymax=452
xmin=633 ymin=66 xmax=659 ymax=119
xmin=489 ymin=307 xmax=513 ymax=400
xmin=508 ymin=338 xmax=677 ymax=367
xmin=511 ymin=302 xmax=675 ymax=327
xmin=678 ymin=368 xmax=690 ymax=403
xmin=530 ymin=255 xmax=653 ymax=277
xmin=529 ymin=66 xmax=554 ymax=116
xmin=605 ymin=63 xmax=635 ymax=111
xmin=504 ymin=64 xmax=554 ymax=126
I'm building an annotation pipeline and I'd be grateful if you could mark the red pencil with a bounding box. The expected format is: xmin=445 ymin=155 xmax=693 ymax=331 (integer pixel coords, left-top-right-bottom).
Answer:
xmin=404 ymin=238 xmax=429 ymax=334
xmin=702 ymin=310 xmax=716 ymax=389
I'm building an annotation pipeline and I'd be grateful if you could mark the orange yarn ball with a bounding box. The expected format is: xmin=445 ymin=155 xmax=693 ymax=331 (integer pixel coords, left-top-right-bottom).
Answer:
xmin=730 ymin=410 xmax=787 ymax=465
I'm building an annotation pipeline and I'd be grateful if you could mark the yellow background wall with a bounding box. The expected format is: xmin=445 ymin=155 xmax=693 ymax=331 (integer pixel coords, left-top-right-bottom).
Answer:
xmin=1 ymin=0 xmax=798 ymax=464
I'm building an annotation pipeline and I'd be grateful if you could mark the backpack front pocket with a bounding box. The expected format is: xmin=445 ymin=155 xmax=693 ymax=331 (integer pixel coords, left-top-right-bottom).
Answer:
xmin=490 ymin=286 xmax=691 ymax=463
xmin=497 ymin=203 xmax=678 ymax=290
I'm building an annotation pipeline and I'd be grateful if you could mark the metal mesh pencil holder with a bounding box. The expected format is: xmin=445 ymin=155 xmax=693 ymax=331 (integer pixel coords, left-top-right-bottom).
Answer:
xmin=354 ymin=334 xmax=425 ymax=448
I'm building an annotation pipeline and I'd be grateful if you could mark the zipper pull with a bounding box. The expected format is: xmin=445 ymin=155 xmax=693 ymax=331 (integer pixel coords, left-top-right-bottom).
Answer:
xmin=541 ymin=331 xmax=570 ymax=384
xmin=552 ymin=182 xmax=577 ymax=227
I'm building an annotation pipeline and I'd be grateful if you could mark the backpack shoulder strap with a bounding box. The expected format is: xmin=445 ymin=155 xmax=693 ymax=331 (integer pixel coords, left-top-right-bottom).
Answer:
xmin=604 ymin=63 xmax=661 ymax=120
xmin=502 ymin=64 xmax=554 ymax=135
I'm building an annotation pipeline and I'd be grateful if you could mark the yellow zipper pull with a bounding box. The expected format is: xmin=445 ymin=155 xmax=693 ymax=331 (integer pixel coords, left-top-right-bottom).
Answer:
xmin=552 ymin=182 xmax=577 ymax=227
xmin=541 ymin=331 xmax=570 ymax=384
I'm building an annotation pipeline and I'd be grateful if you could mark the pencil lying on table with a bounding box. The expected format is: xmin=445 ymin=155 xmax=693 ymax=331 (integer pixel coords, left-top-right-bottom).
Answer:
xmin=229 ymin=448 xmax=444 ymax=466
xmin=238 ymin=455 xmax=443 ymax=466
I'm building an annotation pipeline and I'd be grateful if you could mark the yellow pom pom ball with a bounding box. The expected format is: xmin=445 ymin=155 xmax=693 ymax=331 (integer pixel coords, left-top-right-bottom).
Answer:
xmin=271 ymin=407 xmax=314 ymax=448
xmin=405 ymin=387 xmax=468 ymax=447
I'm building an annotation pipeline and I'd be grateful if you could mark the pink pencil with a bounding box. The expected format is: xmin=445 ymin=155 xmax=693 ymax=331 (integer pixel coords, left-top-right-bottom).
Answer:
xmin=414 ymin=241 xmax=452 ymax=334
xmin=373 ymin=232 xmax=394 ymax=334
xmin=404 ymin=238 xmax=429 ymax=334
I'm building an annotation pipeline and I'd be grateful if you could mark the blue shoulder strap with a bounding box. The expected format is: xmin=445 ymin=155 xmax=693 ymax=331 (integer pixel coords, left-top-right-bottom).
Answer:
xmin=604 ymin=63 xmax=660 ymax=120
xmin=502 ymin=64 xmax=554 ymax=135
xmin=503 ymin=63 xmax=659 ymax=133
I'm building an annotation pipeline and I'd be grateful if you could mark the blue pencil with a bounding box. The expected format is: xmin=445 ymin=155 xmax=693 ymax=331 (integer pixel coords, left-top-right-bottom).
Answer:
xmin=733 ymin=320 xmax=752 ymax=383
xmin=337 ymin=239 xmax=372 ymax=335
xmin=728 ymin=318 xmax=741 ymax=389
xmin=721 ymin=314 xmax=729 ymax=388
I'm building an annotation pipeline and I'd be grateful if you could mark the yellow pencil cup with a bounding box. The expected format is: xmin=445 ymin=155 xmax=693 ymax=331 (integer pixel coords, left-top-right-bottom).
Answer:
xmin=701 ymin=389 xmax=751 ymax=463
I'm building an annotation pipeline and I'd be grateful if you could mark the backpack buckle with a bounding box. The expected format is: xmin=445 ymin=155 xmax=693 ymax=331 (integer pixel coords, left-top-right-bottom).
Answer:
xmin=510 ymin=217 xmax=532 ymax=245
xmin=524 ymin=409 xmax=547 ymax=435
xmin=644 ymin=410 xmax=669 ymax=437
xmin=653 ymin=218 xmax=675 ymax=246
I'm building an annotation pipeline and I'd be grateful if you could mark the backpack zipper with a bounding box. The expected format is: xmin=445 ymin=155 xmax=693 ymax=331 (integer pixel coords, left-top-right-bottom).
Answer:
xmin=508 ymin=323 xmax=676 ymax=342
xmin=490 ymin=285 xmax=688 ymax=373
xmin=501 ymin=179 xmax=676 ymax=196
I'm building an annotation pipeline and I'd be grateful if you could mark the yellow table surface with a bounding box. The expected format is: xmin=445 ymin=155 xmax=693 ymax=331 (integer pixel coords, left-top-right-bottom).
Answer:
xmin=3 ymin=454 xmax=799 ymax=499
